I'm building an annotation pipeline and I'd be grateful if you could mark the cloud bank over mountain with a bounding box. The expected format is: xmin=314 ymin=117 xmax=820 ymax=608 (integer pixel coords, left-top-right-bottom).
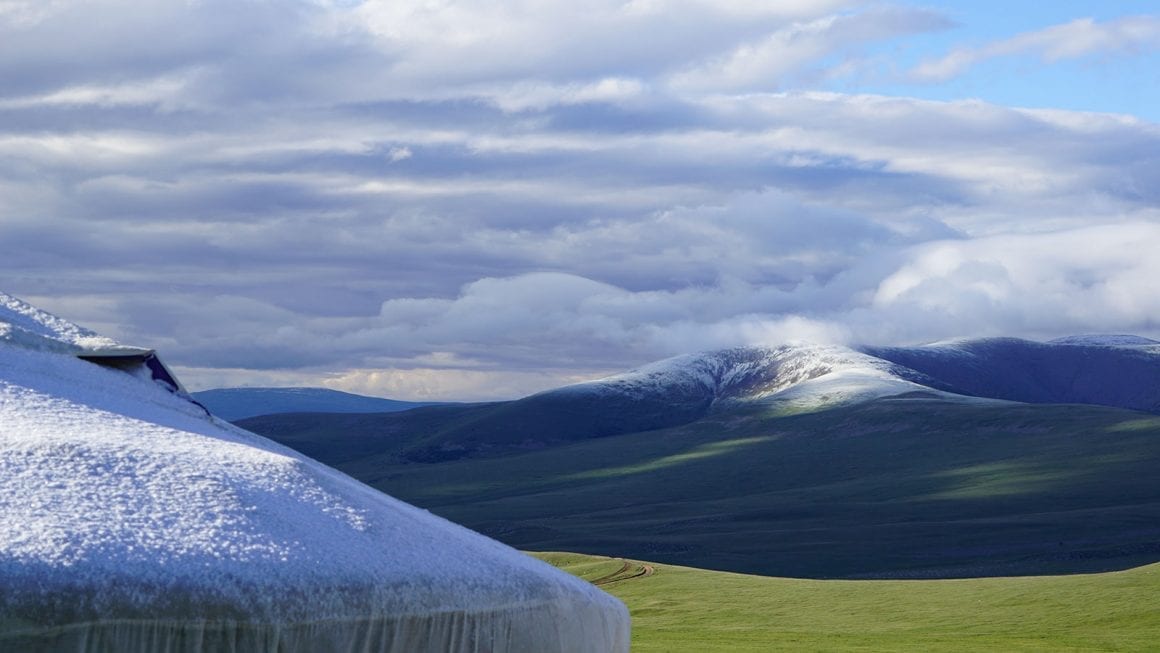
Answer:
xmin=3 ymin=1 xmax=1158 ymax=400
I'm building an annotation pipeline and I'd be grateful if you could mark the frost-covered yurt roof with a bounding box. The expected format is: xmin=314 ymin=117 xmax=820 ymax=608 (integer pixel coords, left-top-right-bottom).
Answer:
xmin=0 ymin=292 xmax=629 ymax=652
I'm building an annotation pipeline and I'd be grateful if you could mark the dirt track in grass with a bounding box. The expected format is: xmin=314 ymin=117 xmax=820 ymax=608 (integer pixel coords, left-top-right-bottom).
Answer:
xmin=591 ymin=559 xmax=655 ymax=586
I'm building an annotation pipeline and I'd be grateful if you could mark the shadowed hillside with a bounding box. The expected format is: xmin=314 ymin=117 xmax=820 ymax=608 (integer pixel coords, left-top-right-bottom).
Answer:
xmin=240 ymin=338 xmax=1160 ymax=463
xmin=192 ymin=387 xmax=441 ymax=421
xmin=237 ymin=338 xmax=1160 ymax=578
xmin=863 ymin=338 xmax=1160 ymax=413
xmin=247 ymin=398 xmax=1160 ymax=578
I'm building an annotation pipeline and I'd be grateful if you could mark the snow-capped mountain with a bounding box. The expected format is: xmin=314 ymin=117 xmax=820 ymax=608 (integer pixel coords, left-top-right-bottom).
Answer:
xmin=549 ymin=344 xmax=951 ymax=412
xmin=251 ymin=336 xmax=1160 ymax=463
xmin=239 ymin=333 xmax=1160 ymax=580
xmin=547 ymin=336 xmax=1160 ymax=415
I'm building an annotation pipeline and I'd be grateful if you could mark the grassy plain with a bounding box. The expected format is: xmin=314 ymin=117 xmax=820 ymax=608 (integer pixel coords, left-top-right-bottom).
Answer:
xmin=534 ymin=551 xmax=1160 ymax=652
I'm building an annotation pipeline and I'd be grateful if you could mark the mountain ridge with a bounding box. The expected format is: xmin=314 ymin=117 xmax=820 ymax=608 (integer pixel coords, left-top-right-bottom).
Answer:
xmin=239 ymin=335 xmax=1160 ymax=465
xmin=234 ymin=334 xmax=1160 ymax=578
xmin=192 ymin=386 xmax=443 ymax=421
xmin=861 ymin=337 xmax=1160 ymax=414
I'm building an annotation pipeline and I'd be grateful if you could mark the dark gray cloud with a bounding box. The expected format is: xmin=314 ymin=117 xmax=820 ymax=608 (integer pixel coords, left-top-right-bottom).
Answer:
xmin=2 ymin=1 xmax=1158 ymax=400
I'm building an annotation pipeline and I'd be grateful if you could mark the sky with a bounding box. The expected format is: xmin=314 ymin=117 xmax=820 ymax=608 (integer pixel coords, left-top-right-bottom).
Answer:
xmin=2 ymin=0 xmax=1158 ymax=401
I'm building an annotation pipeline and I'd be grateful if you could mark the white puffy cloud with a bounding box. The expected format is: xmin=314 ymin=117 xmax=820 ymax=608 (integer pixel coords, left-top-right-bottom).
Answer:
xmin=870 ymin=222 xmax=1160 ymax=340
xmin=910 ymin=15 xmax=1160 ymax=82
xmin=125 ymin=218 xmax=1160 ymax=401
xmin=349 ymin=0 xmax=862 ymax=89
xmin=671 ymin=6 xmax=950 ymax=92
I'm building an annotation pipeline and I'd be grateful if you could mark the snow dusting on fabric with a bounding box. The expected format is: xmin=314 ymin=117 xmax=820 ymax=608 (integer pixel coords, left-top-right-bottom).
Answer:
xmin=0 ymin=293 xmax=629 ymax=652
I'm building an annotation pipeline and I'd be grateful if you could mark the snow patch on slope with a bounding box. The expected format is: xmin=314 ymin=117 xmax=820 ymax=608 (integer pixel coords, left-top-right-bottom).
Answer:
xmin=556 ymin=344 xmax=920 ymax=408
xmin=767 ymin=367 xmax=1009 ymax=413
xmin=765 ymin=368 xmax=929 ymax=412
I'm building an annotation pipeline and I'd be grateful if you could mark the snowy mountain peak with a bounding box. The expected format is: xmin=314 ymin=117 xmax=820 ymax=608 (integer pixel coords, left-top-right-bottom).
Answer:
xmin=554 ymin=343 xmax=920 ymax=408
xmin=543 ymin=335 xmax=1160 ymax=419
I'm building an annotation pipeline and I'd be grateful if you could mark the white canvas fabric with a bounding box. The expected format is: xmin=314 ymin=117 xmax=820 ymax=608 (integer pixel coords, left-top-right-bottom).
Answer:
xmin=0 ymin=293 xmax=630 ymax=652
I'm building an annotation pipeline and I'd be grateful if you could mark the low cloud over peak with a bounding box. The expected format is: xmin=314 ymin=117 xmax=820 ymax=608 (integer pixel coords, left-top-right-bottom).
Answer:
xmin=3 ymin=1 xmax=1158 ymax=400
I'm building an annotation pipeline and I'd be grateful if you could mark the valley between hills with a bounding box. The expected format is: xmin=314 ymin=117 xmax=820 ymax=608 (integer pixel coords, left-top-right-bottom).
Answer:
xmin=196 ymin=336 xmax=1160 ymax=649
xmin=227 ymin=337 xmax=1160 ymax=580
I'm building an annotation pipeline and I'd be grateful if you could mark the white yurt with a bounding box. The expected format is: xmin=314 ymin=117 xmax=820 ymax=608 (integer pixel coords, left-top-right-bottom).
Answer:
xmin=0 ymin=292 xmax=630 ymax=652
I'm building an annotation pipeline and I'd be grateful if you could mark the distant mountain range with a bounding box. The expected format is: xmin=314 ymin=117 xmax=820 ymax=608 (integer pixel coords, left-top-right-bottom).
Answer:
xmin=192 ymin=387 xmax=441 ymax=421
xmin=240 ymin=335 xmax=1160 ymax=462
xmin=236 ymin=335 xmax=1160 ymax=579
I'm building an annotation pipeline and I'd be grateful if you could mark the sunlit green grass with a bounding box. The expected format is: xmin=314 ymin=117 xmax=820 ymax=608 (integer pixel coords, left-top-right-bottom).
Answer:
xmin=534 ymin=551 xmax=1160 ymax=652
xmin=561 ymin=436 xmax=774 ymax=480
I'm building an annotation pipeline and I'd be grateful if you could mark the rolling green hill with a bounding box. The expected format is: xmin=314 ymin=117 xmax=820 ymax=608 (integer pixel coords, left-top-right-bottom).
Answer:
xmin=532 ymin=551 xmax=1160 ymax=652
xmin=246 ymin=396 xmax=1160 ymax=578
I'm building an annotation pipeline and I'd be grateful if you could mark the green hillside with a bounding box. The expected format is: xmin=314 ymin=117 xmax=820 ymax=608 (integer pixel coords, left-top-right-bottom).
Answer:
xmin=249 ymin=397 xmax=1160 ymax=578
xmin=533 ymin=551 xmax=1160 ymax=652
